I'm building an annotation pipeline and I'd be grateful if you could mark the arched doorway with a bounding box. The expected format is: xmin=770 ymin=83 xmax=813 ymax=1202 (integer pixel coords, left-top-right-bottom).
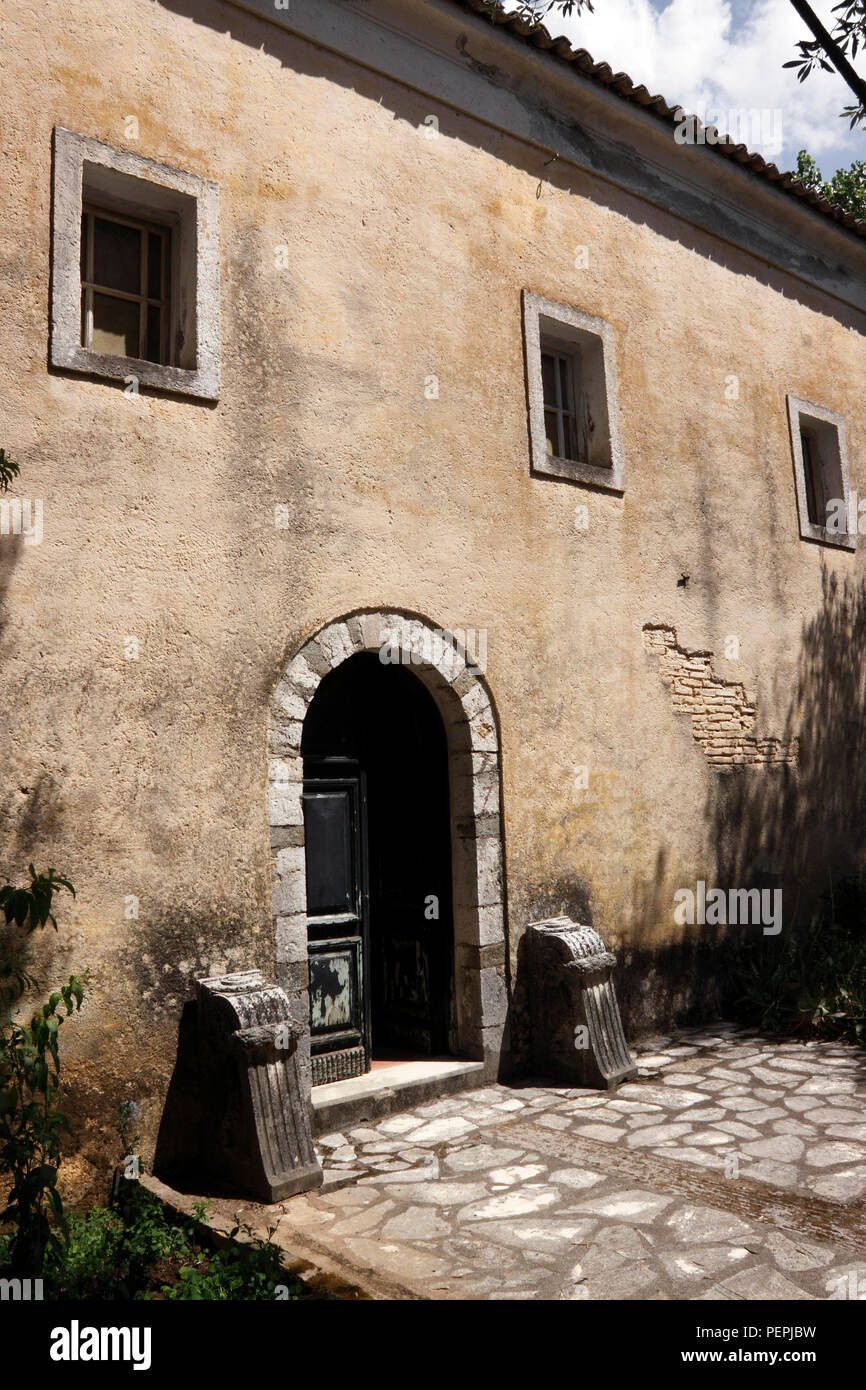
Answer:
xmin=302 ymin=654 xmax=454 ymax=1081
xmin=268 ymin=610 xmax=509 ymax=1095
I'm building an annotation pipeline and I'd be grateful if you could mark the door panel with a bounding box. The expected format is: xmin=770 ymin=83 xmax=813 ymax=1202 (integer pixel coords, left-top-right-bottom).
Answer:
xmin=308 ymin=940 xmax=362 ymax=1034
xmin=304 ymin=788 xmax=356 ymax=918
xmin=303 ymin=764 xmax=370 ymax=1083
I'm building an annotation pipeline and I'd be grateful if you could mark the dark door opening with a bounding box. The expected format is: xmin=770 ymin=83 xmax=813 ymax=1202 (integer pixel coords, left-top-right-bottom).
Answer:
xmin=302 ymin=653 xmax=454 ymax=1083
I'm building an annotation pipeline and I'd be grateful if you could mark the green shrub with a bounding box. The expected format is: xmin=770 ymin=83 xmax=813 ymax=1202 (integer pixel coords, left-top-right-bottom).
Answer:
xmin=729 ymin=876 xmax=866 ymax=1043
xmin=0 ymin=865 xmax=82 ymax=1276
xmin=154 ymin=1200 xmax=300 ymax=1301
xmin=34 ymin=1185 xmax=303 ymax=1300
xmin=158 ymin=1234 xmax=301 ymax=1301
xmin=45 ymin=1206 xmax=123 ymax=1300
xmin=112 ymin=1183 xmax=191 ymax=1295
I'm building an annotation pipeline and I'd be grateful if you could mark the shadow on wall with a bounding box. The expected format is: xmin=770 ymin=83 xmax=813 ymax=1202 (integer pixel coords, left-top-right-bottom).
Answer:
xmin=153 ymin=1001 xmax=210 ymax=1196
xmin=618 ymin=566 xmax=866 ymax=1040
xmin=615 ymin=848 xmax=731 ymax=1040
xmin=575 ymin=567 xmax=866 ymax=1046
xmin=0 ymin=533 xmax=65 ymax=868
xmin=710 ymin=566 xmax=866 ymax=915
xmin=508 ymin=875 xmax=594 ymax=1073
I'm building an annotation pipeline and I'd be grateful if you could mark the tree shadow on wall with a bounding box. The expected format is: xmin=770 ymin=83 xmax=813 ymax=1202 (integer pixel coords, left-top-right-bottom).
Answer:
xmin=709 ymin=565 xmax=866 ymax=1003
xmin=0 ymin=534 xmax=64 ymax=867
xmin=613 ymin=568 xmax=866 ymax=1042
xmin=616 ymin=847 xmax=730 ymax=1037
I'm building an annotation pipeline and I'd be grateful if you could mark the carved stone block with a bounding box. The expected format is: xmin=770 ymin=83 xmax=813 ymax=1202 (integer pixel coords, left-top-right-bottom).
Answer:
xmin=527 ymin=917 xmax=637 ymax=1089
xmin=195 ymin=970 xmax=322 ymax=1202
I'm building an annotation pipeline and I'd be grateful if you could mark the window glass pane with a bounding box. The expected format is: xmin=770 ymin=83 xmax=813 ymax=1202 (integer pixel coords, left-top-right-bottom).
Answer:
xmin=801 ymin=434 xmax=823 ymax=526
xmin=563 ymin=415 xmax=579 ymax=462
xmin=91 ymin=292 xmax=140 ymax=358
xmin=80 ymin=214 xmax=88 ymax=282
xmin=541 ymin=353 xmax=557 ymax=409
xmin=544 ymin=410 xmax=559 ymax=457
xmin=145 ymin=306 xmax=162 ymax=364
xmin=92 ymin=217 xmax=141 ymax=294
xmin=559 ymin=356 xmax=572 ymax=411
xmin=147 ymin=232 xmax=163 ymax=301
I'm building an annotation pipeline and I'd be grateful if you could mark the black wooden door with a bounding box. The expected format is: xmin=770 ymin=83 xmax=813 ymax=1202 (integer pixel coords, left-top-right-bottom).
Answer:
xmin=302 ymin=760 xmax=371 ymax=1085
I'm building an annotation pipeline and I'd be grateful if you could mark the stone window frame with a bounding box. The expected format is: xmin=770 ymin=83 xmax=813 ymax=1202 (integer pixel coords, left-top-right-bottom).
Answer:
xmin=50 ymin=128 xmax=220 ymax=400
xmin=268 ymin=610 xmax=510 ymax=1094
xmin=522 ymin=289 xmax=625 ymax=492
xmin=786 ymin=395 xmax=855 ymax=551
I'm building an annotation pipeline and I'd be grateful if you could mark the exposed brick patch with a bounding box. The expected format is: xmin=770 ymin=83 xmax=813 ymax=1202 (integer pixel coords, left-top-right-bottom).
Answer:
xmin=642 ymin=624 xmax=798 ymax=770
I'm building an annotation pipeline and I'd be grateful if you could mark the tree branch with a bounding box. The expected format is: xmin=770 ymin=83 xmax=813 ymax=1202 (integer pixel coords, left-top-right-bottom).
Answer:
xmin=788 ymin=0 xmax=866 ymax=109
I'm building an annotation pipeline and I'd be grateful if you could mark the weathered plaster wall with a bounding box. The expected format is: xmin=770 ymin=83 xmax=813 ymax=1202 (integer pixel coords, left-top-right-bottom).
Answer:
xmin=2 ymin=0 xmax=866 ymax=1192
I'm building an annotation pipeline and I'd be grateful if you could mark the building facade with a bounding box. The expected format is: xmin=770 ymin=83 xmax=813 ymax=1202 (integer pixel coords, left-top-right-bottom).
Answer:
xmin=3 ymin=0 xmax=866 ymax=1192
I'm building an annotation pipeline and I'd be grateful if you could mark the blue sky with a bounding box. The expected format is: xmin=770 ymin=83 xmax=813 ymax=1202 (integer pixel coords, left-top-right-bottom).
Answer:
xmin=510 ymin=0 xmax=866 ymax=179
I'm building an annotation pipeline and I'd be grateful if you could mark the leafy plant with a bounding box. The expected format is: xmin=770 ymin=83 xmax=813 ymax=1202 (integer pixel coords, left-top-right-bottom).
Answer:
xmin=481 ymin=0 xmax=592 ymax=19
xmin=191 ymin=1197 xmax=213 ymax=1225
xmin=34 ymin=1184 xmax=304 ymax=1300
xmin=115 ymin=1099 xmax=142 ymax=1182
xmin=728 ymin=875 xmax=866 ymax=1043
xmin=796 ymin=148 xmax=866 ymax=219
xmin=46 ymin=1205 xmax=124 ymax=1300
xmin=158 ymin=1212 xmax=299 ymax=1301
xmin=116 ymin=1099 xmax=142 ymax=1158
xmin=0 ymin=448 xmax=20 ymax=494
xmin=0 ymin=865 xmax=76 ymax=937
xmin=0 ymin=865 xmax=82 ymax=1277
xmin=112 ymin=1183 xmax=190 ymax=1295
xmin=783 ymin=1 xmax=866 ymax=128
xmin=40 ymin=1188 xmax=184 ymax=1299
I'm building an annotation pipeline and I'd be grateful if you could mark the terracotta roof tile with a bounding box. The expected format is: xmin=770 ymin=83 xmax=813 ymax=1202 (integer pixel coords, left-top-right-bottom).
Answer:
xmin=451 ymin=0 xmax=866 ymax=237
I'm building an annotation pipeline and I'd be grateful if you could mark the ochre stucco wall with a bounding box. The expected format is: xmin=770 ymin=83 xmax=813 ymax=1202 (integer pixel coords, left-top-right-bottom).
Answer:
xmin=2 ymin=0 xmax=866 ymax=1193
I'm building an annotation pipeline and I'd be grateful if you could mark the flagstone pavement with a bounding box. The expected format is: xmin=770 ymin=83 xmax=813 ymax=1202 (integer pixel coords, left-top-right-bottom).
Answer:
xmin=161 ymin=1024 xmax=866 ymax=1300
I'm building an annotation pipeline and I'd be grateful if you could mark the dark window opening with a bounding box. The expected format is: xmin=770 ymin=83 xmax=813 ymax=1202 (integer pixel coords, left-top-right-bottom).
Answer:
xmin=541 ymin=347 xmax=581 ymax=461
xmin=801 ymin=431 xmax=823 ymax=526
xmin=799 ymin=418 xmax=844 ymax=531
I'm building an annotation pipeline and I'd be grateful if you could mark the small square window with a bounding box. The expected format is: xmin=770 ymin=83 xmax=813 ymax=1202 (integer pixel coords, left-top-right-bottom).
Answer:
xmin=523 ymin=290 xmax=624 ymax=491
xmin=786 ymin=396 xmax=854 ymax=549
xmin=51 ymin=129 xmax=219 ymax=399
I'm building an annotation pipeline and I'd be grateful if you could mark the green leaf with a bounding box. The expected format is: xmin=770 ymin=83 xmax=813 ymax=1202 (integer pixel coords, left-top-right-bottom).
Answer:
xmin=0 ymin=448 xmax=21 ymax=493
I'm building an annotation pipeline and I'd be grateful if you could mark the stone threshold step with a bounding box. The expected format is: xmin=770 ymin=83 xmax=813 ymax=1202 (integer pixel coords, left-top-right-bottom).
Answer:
xmin=311 ymin=1058 xmax=486 ymax=1136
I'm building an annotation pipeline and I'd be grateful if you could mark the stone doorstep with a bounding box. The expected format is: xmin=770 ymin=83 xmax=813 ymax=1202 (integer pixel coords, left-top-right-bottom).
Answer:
xmin=311 ymin=1059 xmax=487 ymax=1136
xmin=139 ymin=1172 xmax=378 ymax=1301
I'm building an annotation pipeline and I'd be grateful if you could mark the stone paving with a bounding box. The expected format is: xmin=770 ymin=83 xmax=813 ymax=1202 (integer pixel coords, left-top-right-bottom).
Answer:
xmin=168 ymin=1024 xmax=866 ymax=1299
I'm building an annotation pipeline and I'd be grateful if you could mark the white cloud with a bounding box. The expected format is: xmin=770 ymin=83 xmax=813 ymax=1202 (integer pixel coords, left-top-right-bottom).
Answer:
xmin=510 ymin=0 xmax=865 ymax=174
